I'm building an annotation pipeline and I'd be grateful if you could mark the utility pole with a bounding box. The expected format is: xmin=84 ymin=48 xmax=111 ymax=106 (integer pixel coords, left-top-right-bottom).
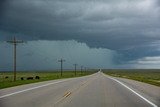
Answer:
xmin=58 ymin=59 xmax=65 ymax=76
xmin=73 ymin=64 xmax=78 ymax=76
xmin=7 ymin=37 xmax=23 ymax=81
xmin=81 ymin=66 xmax=83 ymax=75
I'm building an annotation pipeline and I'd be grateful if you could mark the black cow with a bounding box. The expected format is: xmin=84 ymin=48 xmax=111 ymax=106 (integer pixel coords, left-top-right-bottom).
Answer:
xmin=21 ymin=77 xmax=24 ymax=80
xmin=5 ymin=76 xmax=9 ymax=79
xmin=35 ymin=76 xmax=40 ymax=79
xmin=27 ymin=77 xmax=34 ymax=80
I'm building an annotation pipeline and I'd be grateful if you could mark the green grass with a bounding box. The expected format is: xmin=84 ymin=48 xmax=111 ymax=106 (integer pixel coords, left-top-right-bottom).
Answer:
xmin=0 ymin=71 xmax=95 ymax=89
xmin=103 ymin=69 xmax=160 ymax=87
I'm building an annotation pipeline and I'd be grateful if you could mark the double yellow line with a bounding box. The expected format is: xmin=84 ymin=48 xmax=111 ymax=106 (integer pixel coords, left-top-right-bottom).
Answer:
xmin=53 ymin=74 xmax=98 ymax=106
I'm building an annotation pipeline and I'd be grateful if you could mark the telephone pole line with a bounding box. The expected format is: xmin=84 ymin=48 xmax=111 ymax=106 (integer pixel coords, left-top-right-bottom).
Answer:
xmin=7 ymin=37 xmax=23 ymax=81
xmin=58 ymin=59 xmax=65 ymax=76
xmin=73 ymin=64 xmax=78 ymax=76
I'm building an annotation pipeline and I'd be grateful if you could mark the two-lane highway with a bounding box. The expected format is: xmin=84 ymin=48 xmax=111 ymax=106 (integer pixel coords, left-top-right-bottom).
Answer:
xmin=0 ymin=72 xmax=159 ymax=107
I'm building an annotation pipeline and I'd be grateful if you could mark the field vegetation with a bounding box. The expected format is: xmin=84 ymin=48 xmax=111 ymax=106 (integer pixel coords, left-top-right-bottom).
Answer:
xmin=104 ymin=69 xmax=160 ymax=86
xmin=0 ymin=71 xmax=95 ymax=89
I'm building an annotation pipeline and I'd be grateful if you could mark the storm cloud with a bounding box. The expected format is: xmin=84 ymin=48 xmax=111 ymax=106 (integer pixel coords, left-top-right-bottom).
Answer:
xmin=0 ymin=0 xmax=160 ymax=69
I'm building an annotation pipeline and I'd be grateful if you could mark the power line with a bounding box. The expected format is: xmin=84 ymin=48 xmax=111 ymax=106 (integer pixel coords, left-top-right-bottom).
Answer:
xmin=58 ymin=59 xmax=65 ymax=76
xmin=7 ymin=37 xmax=24 ymax=81
xmin=73 ymin=64 xmax=78 ymax=76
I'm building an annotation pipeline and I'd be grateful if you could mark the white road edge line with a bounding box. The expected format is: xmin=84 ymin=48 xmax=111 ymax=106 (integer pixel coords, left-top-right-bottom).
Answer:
xmin=103 ymin=73 xmax=158 ymax=107
xmin=0 ymin=79 xmax=69 ymax=99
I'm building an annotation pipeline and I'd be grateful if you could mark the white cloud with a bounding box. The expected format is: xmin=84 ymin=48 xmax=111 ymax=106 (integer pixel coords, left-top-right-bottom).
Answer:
xmin=128 ymin=56 xmax=160 ymax=68
xmin=138 ymin=56 xmax=160 ymax=63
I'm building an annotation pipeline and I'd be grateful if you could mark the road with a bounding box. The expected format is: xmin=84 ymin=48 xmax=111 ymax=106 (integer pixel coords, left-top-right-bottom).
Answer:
xmin=0 ymin=72 xmax=159 ymax=107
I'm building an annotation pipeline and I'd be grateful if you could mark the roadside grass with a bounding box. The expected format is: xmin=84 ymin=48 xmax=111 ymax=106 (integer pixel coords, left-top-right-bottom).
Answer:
xmin=0 ymin=71 xmax=95 ymax=89
xmin=103 ymin=69 xmax=160 ymax=87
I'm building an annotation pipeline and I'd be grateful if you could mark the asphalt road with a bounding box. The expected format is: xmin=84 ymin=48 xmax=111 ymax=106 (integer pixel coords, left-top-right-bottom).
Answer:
xmin=0 ymin=72 xmax=159 ymax=107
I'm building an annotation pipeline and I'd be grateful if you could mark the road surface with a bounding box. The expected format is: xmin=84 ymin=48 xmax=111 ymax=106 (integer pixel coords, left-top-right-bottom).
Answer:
xmin=0 ymin=72 xmax=159 ymax=107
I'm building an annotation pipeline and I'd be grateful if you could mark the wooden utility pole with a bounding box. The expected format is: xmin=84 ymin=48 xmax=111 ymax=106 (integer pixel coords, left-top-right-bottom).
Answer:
xmin=58 ymin=59 xmax=65 ymax=76
xmin=74 ymin=64 xmax=78 ymax=76
xmin=7 ymin=37 xmax=23 ymax=81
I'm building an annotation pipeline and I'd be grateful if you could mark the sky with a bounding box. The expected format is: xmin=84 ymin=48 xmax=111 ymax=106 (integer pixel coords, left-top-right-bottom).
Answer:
xmin=0 ymin=0 xmax=160 ymax=71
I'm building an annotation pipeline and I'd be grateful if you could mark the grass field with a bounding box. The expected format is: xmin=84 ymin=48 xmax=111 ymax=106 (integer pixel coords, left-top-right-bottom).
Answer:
xmin=103 ymin=69 xmax=160 ymax=86
xmin=0 ymin=71 xmax=95 ymax=89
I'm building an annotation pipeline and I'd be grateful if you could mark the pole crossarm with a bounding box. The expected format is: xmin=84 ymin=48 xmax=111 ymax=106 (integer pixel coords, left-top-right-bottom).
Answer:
xmin=58 ymin=59 xmax=65 ymax=62
xmin=7 ymin=37 xmax=23 ymax=44
xmin=7 ymin=40 xmax=23 ymax=44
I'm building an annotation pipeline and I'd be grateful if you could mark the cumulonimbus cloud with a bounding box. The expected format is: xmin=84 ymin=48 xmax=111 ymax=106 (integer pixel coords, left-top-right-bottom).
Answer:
xmin=0 ymin=0 xmax=160 ymax=62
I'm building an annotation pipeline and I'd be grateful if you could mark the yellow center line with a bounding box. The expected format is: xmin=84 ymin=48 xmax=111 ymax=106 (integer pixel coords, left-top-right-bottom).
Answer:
xmin=53 ymin=75 xmax=98 ymax=107
xmin=63 ymin=92 xmax=72 ymax=97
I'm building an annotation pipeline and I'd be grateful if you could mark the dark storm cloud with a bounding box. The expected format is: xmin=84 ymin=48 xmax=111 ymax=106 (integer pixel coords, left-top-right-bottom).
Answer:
xmin=0 ymin=0 xmax=7 ymax=15
xmin=0 ymin=0 xmax=160 ymax=63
